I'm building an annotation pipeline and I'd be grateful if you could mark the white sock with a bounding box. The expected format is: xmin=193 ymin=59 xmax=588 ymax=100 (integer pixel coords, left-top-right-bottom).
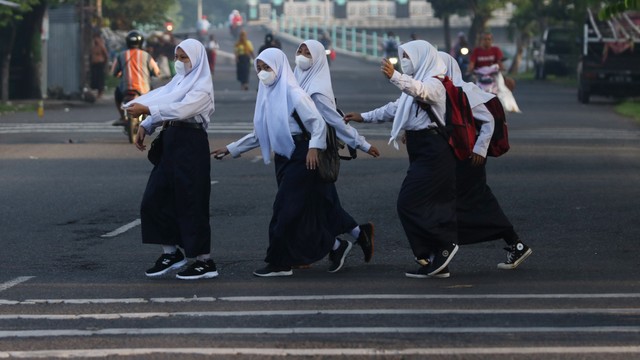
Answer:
xmin=332 ymin=239 xmax=341 ymax=250
xmin=162 ymin=245 xmax=177 ymax=254
xmin=196 ymin=254 xmax=211 ymax=262
xmin=349 ymin=226 xmax=361 ymax=239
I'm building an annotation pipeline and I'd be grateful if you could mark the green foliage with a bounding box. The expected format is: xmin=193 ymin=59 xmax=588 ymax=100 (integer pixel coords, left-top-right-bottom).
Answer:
xmin=616 ymin=100 xmax=640 ymax=121
xmin=0 ymin=0 xmax=40 ymax=28
xmin=428 ymin=0 xmax=469 ymax=18
xmin=102 ymin=0 xmax=177 ymax=30
xmin=598 ymin=0 xmax=640 ymax=19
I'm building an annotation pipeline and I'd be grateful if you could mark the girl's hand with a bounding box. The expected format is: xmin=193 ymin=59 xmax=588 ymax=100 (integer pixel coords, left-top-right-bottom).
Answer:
xmin=367 ymin=145 xmax=380 ymax=157
xmin=470 ymin=153 xmax=486 ymax=167
xmin=135 ymin=126 xmax=147 ymax=151
xmin=211 ymin=147 xmax=230 ymax=160
xmin=125 ymin=103 xmax=149 ymax=118
xmin=343 ymin=112 xmax=363 ymax=123
xmin=306 ymin=148 xmax=319 ymax=170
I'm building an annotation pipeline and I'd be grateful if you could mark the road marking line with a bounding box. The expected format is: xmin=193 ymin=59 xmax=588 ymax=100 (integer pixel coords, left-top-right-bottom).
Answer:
xmin=211 ymin=180 xmax=219 ymax=185
xmin=100 ymin=219 xmax=141 ymax=238
xmin=2 ymin=346 xmax=640 ymax=357
xmin=251 ymin=156 xmax=263 ymax=163
xmin=0 ymin=277 xmax=34 ymax=293
xmin=4 ymin=293 xmax=640 ymax=306
xmin=1 ymin=326 xmax=640 ymax=338
xmin=2 ymin=308 xmax=640 ymax=320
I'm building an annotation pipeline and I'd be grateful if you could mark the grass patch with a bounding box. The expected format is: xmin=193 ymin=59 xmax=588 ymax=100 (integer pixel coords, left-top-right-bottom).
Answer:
xmin=615 ymin=101 xmax=640 ymax=122
xmin=0 ymin=102 xmax=37 ymax=114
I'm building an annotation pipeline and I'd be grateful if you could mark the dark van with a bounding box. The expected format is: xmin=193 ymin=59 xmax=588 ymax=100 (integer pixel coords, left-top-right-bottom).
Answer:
xmin=534 ymin=27 xmax=576 ymax=79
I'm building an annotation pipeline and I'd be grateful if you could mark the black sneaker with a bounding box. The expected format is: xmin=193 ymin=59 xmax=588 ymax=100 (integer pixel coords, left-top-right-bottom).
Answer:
xmin=429 ymin=243 xmax=458 ymax=276
xmin=253 ymin=264 xmax=293 ymax=277
xmin=328 ymin=238 xmax=353 ymax=273
xmin=405 ymin=259 xmax=450 ymax=279
xmin=356 ymin=223 xmax=375 ymax=263
xmin=176 ymin=259 xmax=219 ymax=280
xmin=145 ymin=250 xmax=187 ymax=277
xmin=498 ymin=242 xmax=532 ymax=269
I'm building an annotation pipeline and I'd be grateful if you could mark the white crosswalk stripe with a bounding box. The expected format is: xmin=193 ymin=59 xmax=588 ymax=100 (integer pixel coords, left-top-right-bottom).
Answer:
xmin=1 ymin=123 xmax=639 ymax=139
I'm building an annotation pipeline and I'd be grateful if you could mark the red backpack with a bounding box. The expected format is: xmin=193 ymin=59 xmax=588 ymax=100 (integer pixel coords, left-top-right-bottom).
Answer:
xmin=418 ymin=76 xmax=476 ymax=160
xmin=482 ymin=96 xmax=510 ymax=157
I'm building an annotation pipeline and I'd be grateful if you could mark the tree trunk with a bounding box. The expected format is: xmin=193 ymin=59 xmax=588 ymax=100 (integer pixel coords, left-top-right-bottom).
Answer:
xmin=443 ymin=15 xmax=451 ymax=53
xmin=0 ymin=25 xmax=16 ymax=103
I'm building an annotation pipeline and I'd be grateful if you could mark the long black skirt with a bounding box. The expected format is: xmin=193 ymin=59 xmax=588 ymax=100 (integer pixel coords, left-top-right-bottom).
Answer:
xmin=456 ymin=158 xmax=517 ymax=245
xmin=236 ymin=55 xmax=251 ymax=84
xmin=266 ymin=141 xmax=336 ymax=267
xmin=140 ymin=126 xmax=211 ymax=258
xmin=397 ymin=129 xmax=457 ymax=260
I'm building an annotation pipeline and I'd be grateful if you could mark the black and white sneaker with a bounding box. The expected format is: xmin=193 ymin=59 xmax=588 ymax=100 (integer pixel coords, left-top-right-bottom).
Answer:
xmin=498 ymin=242 xmax=532 ymax=269
xmin=145 ymin=250 xmax=187 ymax=277
xmin=253 ymin=264 xmax=293 ymax=277
xmin=429 ymin=243 xmax=458 ymax=276
xmin=176 ymin=259 xmax=219 ymax=280
xmin=405 ymin=259 xmax=450 ymax=279
xmin=356 ymin=222 xmax=375 ymax=263
xmin=328 ymin=238 xmax=353 ymax=273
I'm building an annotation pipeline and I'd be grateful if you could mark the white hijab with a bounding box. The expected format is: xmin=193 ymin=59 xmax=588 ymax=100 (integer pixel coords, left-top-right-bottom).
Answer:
xmin=254 ymin=48 xmax=308 ymax=164
xmin=438 ymin=51 xmax=494 ymax=108
xmin=293 ymin=39 xmax=335 ymax=107
xmin=128 ymin=38 xmax=215 ymax=122
xmin=390 ymin=40 xmax=446 ymax=149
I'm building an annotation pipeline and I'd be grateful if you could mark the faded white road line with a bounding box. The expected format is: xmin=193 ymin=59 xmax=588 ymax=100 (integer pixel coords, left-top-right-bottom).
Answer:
xmin=100 ymin=219 xmax=141 ymax=238
xmin=1 ymin=307 xmax=640 ymax=320
xmin=3 ymin=293 xmax=640 ymax=305
xmin=0 ymin=277 xmax=34 ymax=293
xmin=1 ymin=326 xmax=640 ymax=339
xmin=2 ymin=346 xmax=640 ymax=358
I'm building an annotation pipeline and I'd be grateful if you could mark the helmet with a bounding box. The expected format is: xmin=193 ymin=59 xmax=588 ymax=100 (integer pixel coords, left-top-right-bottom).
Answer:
xmin=126 ymin=30 xmax=143 ymax=49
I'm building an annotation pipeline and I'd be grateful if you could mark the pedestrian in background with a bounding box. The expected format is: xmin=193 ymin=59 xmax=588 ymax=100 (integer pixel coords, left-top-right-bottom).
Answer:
xmin=439 ymin=52 xmax=532 ymax=269
xmin=235 ymin=30 xmax=255 ymax=91
xmin=125 ymin=39 xmax=218 ymax=280
xmin=211 ymin=48 xmax=337 ymax=277
xmin=344 ymin=40 xmax=458 ymax=278
xmin=206 ymin=34 xmax=219 ymax=75
xmin=294 ymin=39 xmax=379 ymax=272
xmin=90 ymin=29 xmax=108 ymax=99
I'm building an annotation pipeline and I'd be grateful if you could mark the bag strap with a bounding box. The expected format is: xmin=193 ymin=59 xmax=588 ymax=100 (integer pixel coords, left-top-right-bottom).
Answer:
xmin=291 ymin=110 xmax=310 ymax=140
xmin=416 ymin=100 xmax=449 ymax=141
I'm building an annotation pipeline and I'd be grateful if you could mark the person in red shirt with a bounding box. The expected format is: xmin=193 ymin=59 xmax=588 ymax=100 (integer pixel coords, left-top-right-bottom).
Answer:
xmin=468 ymin=32 xmax=504 ymax=73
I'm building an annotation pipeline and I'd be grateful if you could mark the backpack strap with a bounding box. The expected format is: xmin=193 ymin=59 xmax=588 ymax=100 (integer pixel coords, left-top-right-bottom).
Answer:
xmin=291 ymin=110 xmax=310 ymax=141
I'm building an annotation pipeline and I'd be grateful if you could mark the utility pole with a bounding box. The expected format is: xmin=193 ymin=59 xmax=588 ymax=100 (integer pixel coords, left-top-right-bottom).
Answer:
xmin=197 ymin=0 xmax=202 ymax=22
xmin=96 ymin=0 xmax=102 ymax=18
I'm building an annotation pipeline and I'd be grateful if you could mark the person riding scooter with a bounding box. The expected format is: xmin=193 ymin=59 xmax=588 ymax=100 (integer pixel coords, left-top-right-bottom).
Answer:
xmin=112 ymin=30 xmax=160 ymax=126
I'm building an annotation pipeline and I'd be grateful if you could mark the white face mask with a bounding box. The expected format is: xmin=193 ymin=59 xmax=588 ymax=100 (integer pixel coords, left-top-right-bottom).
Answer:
xmin=295 ymin=55 xmax=312 ymax=71
xmin=258 ymin=70 xmax=276 ymax=86
xmin=400 ymin=58 xmax=414 ymax=76
xmin=174 ymin=60 xmax=192 ymax=76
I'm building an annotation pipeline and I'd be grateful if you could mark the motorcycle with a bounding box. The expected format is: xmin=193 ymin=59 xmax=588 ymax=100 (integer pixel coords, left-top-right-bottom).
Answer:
xmin=122 ymin=90 xmax=144 ymax=144
xmin=456 ymin=46 xmax=471 ymax=82
xmin=473 ymin=64 xmax=500 ymax=95
xmin=386 ymin=55 xmax=401 ymax=72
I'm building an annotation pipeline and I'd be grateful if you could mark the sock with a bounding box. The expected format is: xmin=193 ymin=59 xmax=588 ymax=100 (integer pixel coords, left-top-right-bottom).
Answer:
xmin=196 ymin=254 xmax=211 ymax=262
xmin=162 ymin=245 xmax=177 ymax=254
xmin=349 ymin=226 xmax=361 ymax=239
xmin=332 ymin=239 xmax=341 ymax=250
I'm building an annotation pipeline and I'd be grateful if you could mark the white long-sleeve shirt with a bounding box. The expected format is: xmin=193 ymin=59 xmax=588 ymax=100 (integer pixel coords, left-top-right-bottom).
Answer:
xmin=471 ymin=103 xmax=495 ymax=158
xmin=361 ymin=71 xmax=446 ymax=130
xmin=227 ymin=96 xmax=326 ymax=158
xmin=311 ymin=93 xmax=371 ymax=153
xmin=141 ymin=90 xmax=212 ymax=134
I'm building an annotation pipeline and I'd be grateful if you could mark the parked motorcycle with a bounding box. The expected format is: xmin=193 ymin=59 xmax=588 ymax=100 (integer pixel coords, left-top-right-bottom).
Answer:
xmin=473 ymin=64 xmax=500 ymax=94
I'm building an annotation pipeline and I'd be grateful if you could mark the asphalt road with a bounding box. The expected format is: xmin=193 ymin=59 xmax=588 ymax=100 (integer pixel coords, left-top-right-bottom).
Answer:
xmin=1 ymin=26 xmax=639 ymax=359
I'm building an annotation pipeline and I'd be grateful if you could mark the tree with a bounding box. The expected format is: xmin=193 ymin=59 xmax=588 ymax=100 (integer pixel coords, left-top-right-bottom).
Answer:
xmin=0 ymin=0 xmax=41 ymax=102
xmin=102 ymin=0 xmax=176 ymax=30
xmin=467 ymin=0 xmax=508 ymax=47
xmin=427 ymin=0 xmax=469 ymax=53
xmin=597 ymin=0 xmax=640 ymax=19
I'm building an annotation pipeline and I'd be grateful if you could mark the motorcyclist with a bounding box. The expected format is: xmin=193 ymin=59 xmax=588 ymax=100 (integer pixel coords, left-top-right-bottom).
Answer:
xmin=467 ymin=32 xmax=504 ymax=74
xmin=450 ymin=32 xmax=471 ymax=81
xmin=111 ymin=30 xmax=160 ymax=126
xmin=382 ymin=31 xmax=400 ymax=70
